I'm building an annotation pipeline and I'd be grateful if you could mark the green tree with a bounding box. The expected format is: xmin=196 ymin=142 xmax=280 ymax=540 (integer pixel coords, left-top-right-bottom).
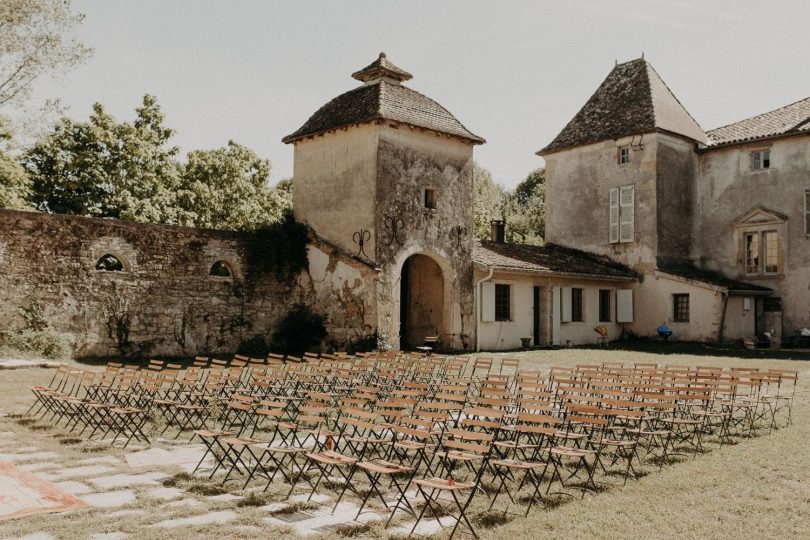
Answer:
xmin=180 ymin=141 xmax=291 ymax=230
xmin=0 ymin=0 xmax=92 ymax=107
xmin=24 ymin=95 xmax=189 ymax=223
xmin=503 ymin=168 xmax=545 ymax=245
xmin=0 ymin=118 xmax=31 ymax=209
xmin=472 ymin=162 xmax=506 ymax=240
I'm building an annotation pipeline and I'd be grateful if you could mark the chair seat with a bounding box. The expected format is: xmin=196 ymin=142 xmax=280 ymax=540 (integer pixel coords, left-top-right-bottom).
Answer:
xmin=414 ymin=477 xmax=475 ymax=491
xmin=494 ymin=441 xmax=538 ymax=450
xmin=194 ymin=429 xmax=233 ymax=438
xmin=551 ymin=446 xmax=595 ymax=458
xmin=252 ymin=444 xmax=307 ymax=454
xmin=306 ymin=450 xmax=357 ymax=466
xmin=443 ymin=450 xmax=483 ymax=462
xmin=357 ymin=459 xmax=414 ymax=475
xmin=490 ymin=458 xmax=544 ymax=470
xmin=600 ymin=438 xmax=636 ymax=447
xmin=222 ymin=436 xmax=262 ymax=447
xmin=395 ymin=440 xmax=428 ymax=451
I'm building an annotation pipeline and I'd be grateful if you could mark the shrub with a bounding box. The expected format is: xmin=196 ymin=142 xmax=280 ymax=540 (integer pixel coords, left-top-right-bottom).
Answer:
xmin=242 ymin=211 xmax=309 ymax=282
xmin=0 ymin=327 xmax=72 ymax=359
xmin=237 ymin=334 xmax=270 ymax=357
xmin=271 ymin=304 xmax=326 ymax=355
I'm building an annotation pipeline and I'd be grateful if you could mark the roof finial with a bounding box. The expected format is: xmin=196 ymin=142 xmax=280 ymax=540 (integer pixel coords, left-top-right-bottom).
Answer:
xmin=615 ymin=59 xmax=618 ymax=67
xmin=379 ymin=52 xmax=386 ymax=59
xmin=641 ymin=51 xmax=645 ymax=59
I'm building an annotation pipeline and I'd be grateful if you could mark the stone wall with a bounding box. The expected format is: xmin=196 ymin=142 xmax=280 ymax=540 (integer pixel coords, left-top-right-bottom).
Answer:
xmin=0 ymin=210 xmax=377 ymax=358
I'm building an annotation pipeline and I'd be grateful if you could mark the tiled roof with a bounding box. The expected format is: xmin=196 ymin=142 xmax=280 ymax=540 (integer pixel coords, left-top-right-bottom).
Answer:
xmin=283 ymin=55 xmax=484 ymax=145
xmin=658 ymin=264 xmax=772 ymax=294
xmin=539 ymin=58 xmax=706 ymax=155
xmin=707 ymin=96 xmax=810 ymax=147
xmin=473 ymin=240 xmax=636 ymax=280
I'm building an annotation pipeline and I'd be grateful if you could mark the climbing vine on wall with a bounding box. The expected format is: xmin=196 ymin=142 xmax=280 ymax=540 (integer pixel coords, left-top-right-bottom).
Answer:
xmin=241 ymin=211 xmax=309 ymax=283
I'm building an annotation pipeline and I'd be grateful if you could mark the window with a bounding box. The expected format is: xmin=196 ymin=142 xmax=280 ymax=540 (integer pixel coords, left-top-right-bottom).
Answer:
xmin=673 ymin=294 xmax=690 ymax=322
xmin=751 ymin=149 xmax=770 ymax=170
xmin=599 ymin=289 xmax=612 ymax=322
xmin=571 ymin=288 xmax=584 ymax=322
xmin=609 ymin=185 xmax=634 ymax=243
xmin=210 ymin=260 xmax=233 ymax=278
xmin=805 ymin=190 xmax=810 ymax=235
xmin=744 ymin=230 xmax=780 ymax=275
xmin=495 ymin=284 xmax=511 ymax=321
xmin=618 ymin=146 xmax=630 ymax=165
xmin=424 ymin=188 xmax=436 ymax=209
xmin=95 ymin=254 xmax=125 ymax=272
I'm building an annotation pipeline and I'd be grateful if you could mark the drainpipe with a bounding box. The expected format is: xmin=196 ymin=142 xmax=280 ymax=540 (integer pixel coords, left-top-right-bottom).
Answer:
xmin=474 ymin=268 xmax=495 ymax=352
xmin=718 ymin=291 xmax=729 ymax=345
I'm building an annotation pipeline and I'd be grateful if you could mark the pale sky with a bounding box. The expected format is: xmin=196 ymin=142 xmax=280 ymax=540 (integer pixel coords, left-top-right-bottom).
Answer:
xmin=24 ymin=0 xmax=810 ymax=188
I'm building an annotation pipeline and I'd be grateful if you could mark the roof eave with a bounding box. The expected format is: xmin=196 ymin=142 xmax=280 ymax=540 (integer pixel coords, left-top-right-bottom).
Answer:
xmin=700 ymin=130 xmax=810 ymax=152
xmin=283 ymin=117 xmax=485 ymax=145
xmin=474 ymin=261 xmax=636 ymax=282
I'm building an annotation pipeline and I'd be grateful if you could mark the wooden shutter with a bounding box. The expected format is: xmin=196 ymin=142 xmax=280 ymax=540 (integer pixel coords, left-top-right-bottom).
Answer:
xmin=619 ymin=185 xmax=634 ymax=243
xmin=551 ymin=287 xmax=562 ymax=345
xmin=561 ymin=287 xmax=572 ymax=323
xmin=609 ymin=187 xmax=619 ymax=243
xmin=481 ymin=282 xmax=495 ymax=322
xmin=616 ymin=289 xmax=634 ymax=323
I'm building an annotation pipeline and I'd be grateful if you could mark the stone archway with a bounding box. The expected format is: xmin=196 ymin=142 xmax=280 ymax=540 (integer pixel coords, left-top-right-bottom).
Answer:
xmin=399 ymin=254 xmax=446 ymax=349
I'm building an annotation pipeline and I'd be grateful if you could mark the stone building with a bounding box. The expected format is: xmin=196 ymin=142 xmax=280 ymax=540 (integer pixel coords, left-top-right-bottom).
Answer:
xmin=532 ymin=58 xmax=810 ymax=345
xmin=283 ymin=53 xmax=484 ymax=350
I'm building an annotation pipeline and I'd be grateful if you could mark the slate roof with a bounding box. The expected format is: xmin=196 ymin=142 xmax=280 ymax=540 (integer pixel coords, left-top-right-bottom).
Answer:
xmin=283 ymin=54 xmax=484 ymax=145
xmin=352 ymin=52 xmax=412 ymax=83
xmin=658 ymin=263 xmax=772 ymax=294
xmin=707 ymin=96 xmax=810 ymax=147
xmin=539 ymin=58 xmax=706 ymax=155
xmin=473 ymin=240 xmax=636 ymax=280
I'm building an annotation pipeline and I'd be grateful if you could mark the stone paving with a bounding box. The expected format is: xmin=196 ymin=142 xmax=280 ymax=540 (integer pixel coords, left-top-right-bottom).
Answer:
xmin=0 ymin=421 xmax=433 ymax=539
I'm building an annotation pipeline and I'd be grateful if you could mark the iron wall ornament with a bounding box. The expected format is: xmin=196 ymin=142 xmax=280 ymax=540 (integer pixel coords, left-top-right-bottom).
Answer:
xmin=449 ymin=225 xmax=468 ymax=251
xmin=382 ymin=215 xmax=405 ymax=246
xmin=352 ymin=228 xmax=371 ymax=258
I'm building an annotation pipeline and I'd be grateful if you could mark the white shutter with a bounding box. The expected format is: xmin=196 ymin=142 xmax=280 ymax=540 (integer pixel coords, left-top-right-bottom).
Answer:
xmin=561 ymin=287 xmax=572 ymax=323
xmin=609 ymin=187 xmax=619 ymax=243
xmin=481 ymin=282 xmax=495 ymax=322
xmin=619 ymin=185 xmax=634 ymax=243
xmin=616 ymin=289 xmax=634 ymax=323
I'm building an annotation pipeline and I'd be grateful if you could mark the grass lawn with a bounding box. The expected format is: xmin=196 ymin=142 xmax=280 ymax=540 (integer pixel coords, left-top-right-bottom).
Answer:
xmin=0 ymin=346 xmax=808 ymax=539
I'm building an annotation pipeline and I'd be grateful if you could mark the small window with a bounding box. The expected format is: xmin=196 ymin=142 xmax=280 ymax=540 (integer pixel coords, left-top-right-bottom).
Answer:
xmin=95 ymin=254 xmax=125 ymax=272
xmin=424 ymin=188 xmax=436 ymax=209
xmin=618 ymin=146 xmax=630 ymax=165
xmin=571 ymin=288 xmax=584 ymax=322
xmin=673 ymin=294 xmax=690 ymax=322
xmin=209 ymin=260 xmax=233 ymax=278
xmin=751 ymin=149 xmax=770 ymax=170
xmin=599 ymin=289 xmax=612 ymax=322
xmin=495 ymin=284 xmax=511 ymax=321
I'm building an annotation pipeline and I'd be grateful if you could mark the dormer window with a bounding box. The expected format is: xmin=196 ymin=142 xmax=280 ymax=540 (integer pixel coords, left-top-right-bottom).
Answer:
xmin=618 ymin=146 xmax=630 ymax=165
xmin=424 ymin=188 xmax=437 ymax=209
xmin=751 ymin=149 xmax=770 ymax=170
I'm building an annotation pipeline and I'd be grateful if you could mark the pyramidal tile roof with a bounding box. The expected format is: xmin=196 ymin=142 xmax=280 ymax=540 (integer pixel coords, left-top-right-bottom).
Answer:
xmin=707 ymin=96 xmax=810 ymax=147
xmin=283 ymin=53 xmax=484 ymax=145
xmin=539 ymin=58 xmax=706 ymax=155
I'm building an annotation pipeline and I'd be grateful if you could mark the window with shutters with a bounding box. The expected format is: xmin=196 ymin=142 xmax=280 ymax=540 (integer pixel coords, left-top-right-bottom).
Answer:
xmin=618 ymin=146 xmax=630 ymax=165
xmin=598 ymin=289 xmax=612 ymax=322
xmin=609 ymin=185 xmax=634 ymax=244
xmin=571 ymin=288 xmax=584 ymax=322
xmin=495 ymin=284 xmax=511 ymax=321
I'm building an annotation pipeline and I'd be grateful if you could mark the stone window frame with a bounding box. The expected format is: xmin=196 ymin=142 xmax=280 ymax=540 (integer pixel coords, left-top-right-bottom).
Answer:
xmin=735 ymin=208 xmax=786 ymax=278
xmin=209 ymin=259 xmax=238 ymax=281
xmin=424 ymin=187 xmax=437 ymax=210
xmin=94 ymin=252 xmax=130 ymax=273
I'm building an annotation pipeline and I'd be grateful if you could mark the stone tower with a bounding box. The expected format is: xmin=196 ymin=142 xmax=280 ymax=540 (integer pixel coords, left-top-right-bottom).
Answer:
xmin=283 ymin=53 xmax=485 ymax=350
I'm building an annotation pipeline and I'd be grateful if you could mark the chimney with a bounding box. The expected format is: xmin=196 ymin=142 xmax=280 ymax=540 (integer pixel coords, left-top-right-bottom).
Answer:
xmin=490 ymin=219 xmax=505 ymax=243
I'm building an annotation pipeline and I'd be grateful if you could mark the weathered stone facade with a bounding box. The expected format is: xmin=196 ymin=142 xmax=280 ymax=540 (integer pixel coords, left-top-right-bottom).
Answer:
xmin=0 ymin=209 xmax=377 ymax=358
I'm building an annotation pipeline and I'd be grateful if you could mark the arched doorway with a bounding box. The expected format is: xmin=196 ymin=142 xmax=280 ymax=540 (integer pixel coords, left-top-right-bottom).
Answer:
xmin=400 ymin=254 xmax=445 ymax=349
